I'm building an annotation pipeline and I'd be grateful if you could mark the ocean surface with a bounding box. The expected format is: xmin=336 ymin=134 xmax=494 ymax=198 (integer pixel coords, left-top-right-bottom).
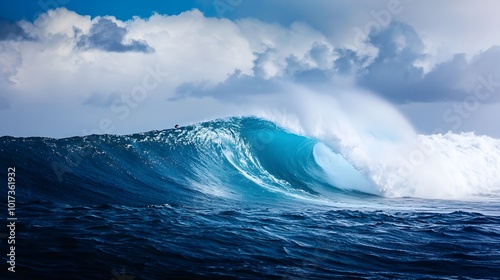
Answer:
xmin=1 ymin=117 xmax=500 ymax=279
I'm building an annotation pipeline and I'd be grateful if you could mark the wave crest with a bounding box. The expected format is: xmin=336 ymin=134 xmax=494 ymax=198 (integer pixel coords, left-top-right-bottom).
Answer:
xmin=1 ymin=115 xmax=499 ymax=204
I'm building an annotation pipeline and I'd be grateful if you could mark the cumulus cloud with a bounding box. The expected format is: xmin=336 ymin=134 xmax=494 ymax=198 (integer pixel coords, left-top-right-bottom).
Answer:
xmin=355 ymin=21 xmax=425 ymax=102
xmin=76 ymin=18 xmax=153 ymax=53
xmin=174 ymin=70 xmax=286 ymax=101
xmin=356 ymin=22 xmax=500 ymax=103
xmin=0 ymin=6 xmax=499 ymax=137
xmin=0 ymin=18 xmax=33 ymax=41
xmin=225 ymin=0 xmax=500 ymax=63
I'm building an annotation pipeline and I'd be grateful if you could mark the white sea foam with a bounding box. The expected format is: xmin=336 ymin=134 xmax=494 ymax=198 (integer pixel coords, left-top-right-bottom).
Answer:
xmin=252 ymin=86 xmax=500 ymax=200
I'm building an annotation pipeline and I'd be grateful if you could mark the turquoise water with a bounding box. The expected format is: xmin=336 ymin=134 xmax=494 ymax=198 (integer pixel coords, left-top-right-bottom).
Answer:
xmin=1 ymin=117 xmax=499 ymax=279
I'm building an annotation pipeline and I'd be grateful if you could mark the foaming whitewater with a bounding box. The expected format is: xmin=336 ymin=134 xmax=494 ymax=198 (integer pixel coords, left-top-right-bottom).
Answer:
xmin=252 ymin=87 xmax=500 ymax=200
xmin=2 ymin=89 xmax=499 ymax=203
xmin=2 ymin=89 xmax=500 ymax=280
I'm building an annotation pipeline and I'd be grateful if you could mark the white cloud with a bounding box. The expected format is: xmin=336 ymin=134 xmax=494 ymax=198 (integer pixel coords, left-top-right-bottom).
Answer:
xmin=396 ymin=0 xmax=500 ymax=58
xmin=0 ymin=8 xmax=336 ymax=137
xmin=0 ymin=4 xmax=499 ymax=138
xmin=232 ymin=0 xmax=500 ymax=75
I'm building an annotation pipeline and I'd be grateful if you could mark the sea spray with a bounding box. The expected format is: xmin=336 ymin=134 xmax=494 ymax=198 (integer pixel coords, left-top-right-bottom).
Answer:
xmin=252 ymin=87 xmax=500 ymax=199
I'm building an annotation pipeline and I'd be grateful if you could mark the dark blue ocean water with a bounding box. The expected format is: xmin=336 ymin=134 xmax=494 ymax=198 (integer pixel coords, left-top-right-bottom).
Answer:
xmin=1 ymin=117 xmax=500 ymax=279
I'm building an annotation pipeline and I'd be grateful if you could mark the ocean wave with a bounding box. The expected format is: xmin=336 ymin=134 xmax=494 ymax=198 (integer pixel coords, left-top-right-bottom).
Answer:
xmin=1 ymin=116 xmax=500 ymax=205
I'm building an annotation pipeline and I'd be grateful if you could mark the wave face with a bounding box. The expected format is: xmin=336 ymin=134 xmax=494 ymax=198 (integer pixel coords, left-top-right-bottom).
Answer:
xmin=1 ymin=117 xmax=500 ymax=206
xmin=3 ymin=116 xmax=500 ymax=279
xmin=0 ymin=117 xmax=373 ymax=206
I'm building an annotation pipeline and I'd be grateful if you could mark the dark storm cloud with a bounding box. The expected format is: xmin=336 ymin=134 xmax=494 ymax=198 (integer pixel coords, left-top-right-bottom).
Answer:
xmin=356 ymin=21 xmax=425 ymax=102
xmin=0 ymin=18 xmax=33 ymax=41
xmin=284 ymin=55 xmax=333 ymax=84
xmin=334 ymin=48 xmax=367 ymax=75
xmin=356 ymin=22 xmax=500 ymax=103
xmin=77 ymin=18 xmax=153 ymax=53
xmin=173 ymin=43 xmax=335 ymax=101
xmin=173 ymin=70 xmax=286 ymax=101
xmin=172 ymin=17 xmax=500 ymax=105
xmin=414 ymin=47 xmax=500 ymax=103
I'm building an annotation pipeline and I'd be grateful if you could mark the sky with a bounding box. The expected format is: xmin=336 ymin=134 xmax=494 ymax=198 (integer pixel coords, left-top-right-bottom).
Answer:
xmin=0 ymin=0 xmax=499 ymax=138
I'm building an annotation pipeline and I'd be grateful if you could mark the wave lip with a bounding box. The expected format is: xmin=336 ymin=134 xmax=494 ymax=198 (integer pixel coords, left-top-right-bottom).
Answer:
xmin=1 ymin=117 xmax=500 ymax=204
